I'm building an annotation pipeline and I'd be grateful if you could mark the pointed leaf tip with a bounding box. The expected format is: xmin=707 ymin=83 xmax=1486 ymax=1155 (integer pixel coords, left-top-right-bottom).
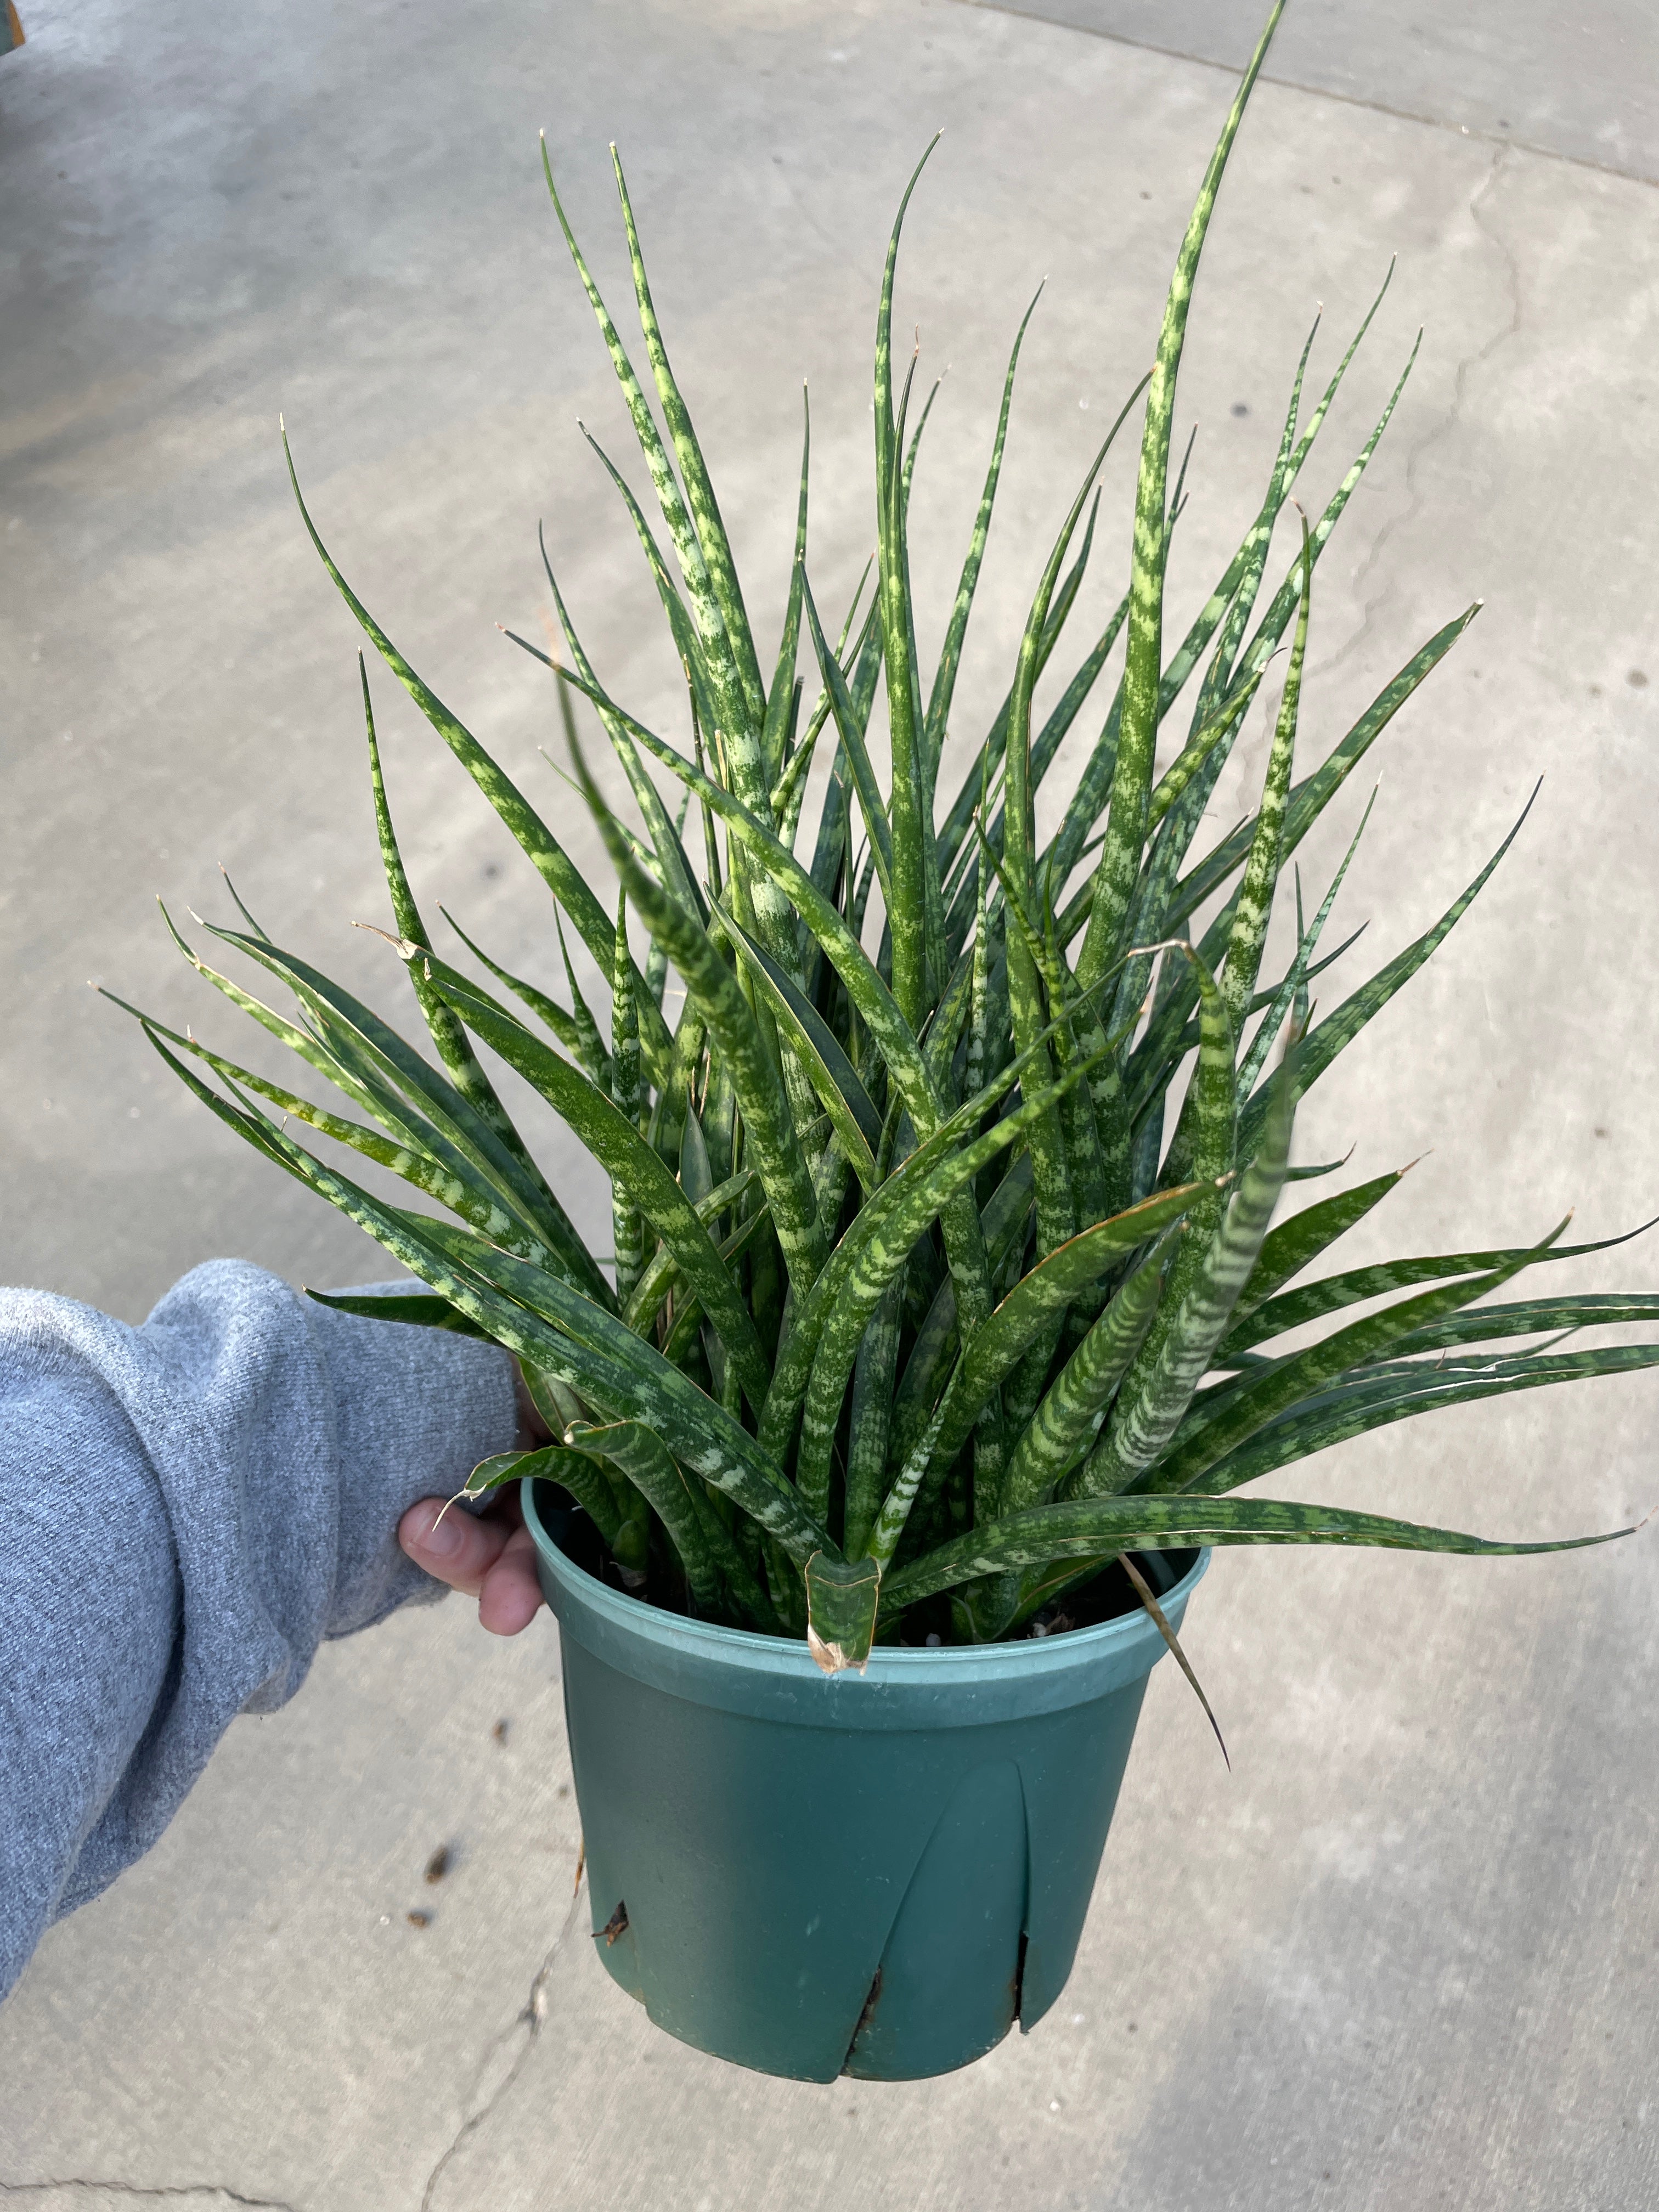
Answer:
xmin=350 ymin=920 xmax=421 ymax=961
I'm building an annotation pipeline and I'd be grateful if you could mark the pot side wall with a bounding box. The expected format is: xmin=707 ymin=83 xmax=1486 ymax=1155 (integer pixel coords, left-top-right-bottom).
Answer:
xmin=526 ymin=1479 xmax=1204 ymax=2082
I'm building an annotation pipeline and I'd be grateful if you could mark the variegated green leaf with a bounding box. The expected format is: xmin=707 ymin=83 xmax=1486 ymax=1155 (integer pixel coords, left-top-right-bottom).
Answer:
xmin=565 ymin=1418 xmax=723 ymax=1612
xmin=148 ymin=1023 xmax=834 ymax=1563
xmin=569 ymin=729 xmax=827 ymax=1293
xmin=880 ymin=1491 xmax=1629 ymax=1611
xmin=610 ymin=148 xmax=768 ymax=737
xmin=417 ymin=947 xmax=770 ymax=1410
xmin=999 ymin=1238 xmax=1173 ymax=1514
xmin=1150 ymin=1221 xmax=1571 ymax=1496
xmin=279 ymin=427 xmax=679 ymax=1077
xmin=724 ymin=914 xmax=881 ymax=1190
xmin=928 ymin=1182 xmax=1213 ymax=1475
xmin=1200 ymin=1344 xmax=1659 ymax=1497
xmin=1085 ymin=1043 xmax=1296 ymax=1496
xmin=1238 ymin=788 xmax=1538 ymax=1153
xmin=1079 ymin=0 xmax=1289 ymax=989
xmin=1224 ymin=1217 xmax=1654 ymax=1359
xmin=208 ymin=922 xmax=610 ymax=1304
xmin=305 ymin=1287 xmax=493 ymax=1341
xmin=924 ymin=284 xmax=1043 ymax=761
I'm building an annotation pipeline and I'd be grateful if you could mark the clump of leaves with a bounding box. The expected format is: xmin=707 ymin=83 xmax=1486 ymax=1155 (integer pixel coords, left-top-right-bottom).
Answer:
xmin=119 ymin=0 xmax=1659 ymax=1672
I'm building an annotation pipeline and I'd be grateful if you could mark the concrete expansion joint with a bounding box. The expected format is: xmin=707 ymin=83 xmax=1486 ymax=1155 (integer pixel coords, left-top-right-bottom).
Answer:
xmin=0 ymin=2185 xmax=296 ymax=2210
xmin=952 ymin=0 xmax=1658 ymax=189
xmin=417 ymin=1893 xmax=586 ymax=2212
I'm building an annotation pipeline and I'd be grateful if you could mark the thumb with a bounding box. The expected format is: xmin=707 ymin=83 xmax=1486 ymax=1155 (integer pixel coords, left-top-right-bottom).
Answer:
xmin=399 ymin=1496 xmax=510 ymax=1596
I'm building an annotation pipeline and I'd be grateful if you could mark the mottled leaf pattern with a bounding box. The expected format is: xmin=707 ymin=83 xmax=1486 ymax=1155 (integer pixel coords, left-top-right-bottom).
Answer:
xmin=129 ymin=24 xmax=1655 ymax=1652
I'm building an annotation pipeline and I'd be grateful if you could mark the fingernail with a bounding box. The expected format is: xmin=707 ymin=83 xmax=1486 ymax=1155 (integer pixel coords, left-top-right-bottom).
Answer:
xmin=415 ymin=1508 xmax=465 ymax=1561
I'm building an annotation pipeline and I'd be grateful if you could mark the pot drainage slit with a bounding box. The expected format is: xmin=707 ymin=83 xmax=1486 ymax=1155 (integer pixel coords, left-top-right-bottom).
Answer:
xmin=840 ymin=1966 xmax=883 ymax=2075
xmin=595 ymin=1900 xmax=629 ymax=1946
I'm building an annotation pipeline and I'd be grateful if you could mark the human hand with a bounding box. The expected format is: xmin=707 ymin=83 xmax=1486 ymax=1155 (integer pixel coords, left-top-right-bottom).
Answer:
xmin=398 ymin=1487 xmax=546 ymax=1635
xmin=397 ymin=1361 xmax=552 ymax=1635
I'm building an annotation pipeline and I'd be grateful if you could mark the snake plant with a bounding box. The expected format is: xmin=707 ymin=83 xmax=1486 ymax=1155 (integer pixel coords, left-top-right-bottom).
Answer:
xmin=119 ymin=0 xmax=1659 ymax=1672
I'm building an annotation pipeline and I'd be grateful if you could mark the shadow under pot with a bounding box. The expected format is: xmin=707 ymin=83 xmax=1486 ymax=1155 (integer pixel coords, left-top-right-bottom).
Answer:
xmin=523 ymin=1475 xmax=1206 ymax=2083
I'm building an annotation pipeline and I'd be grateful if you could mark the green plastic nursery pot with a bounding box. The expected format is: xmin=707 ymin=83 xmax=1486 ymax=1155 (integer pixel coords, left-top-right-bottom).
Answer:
xmin=523 ymin=1478 xmax=1207 ymax=2083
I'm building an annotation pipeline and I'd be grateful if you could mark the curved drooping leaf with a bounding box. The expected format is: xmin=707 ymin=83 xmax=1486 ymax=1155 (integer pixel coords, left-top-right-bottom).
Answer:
xmin=304 ymin=1287 xmax=493 ymax=1341
xmin=879 ymin=1491 xmax=1631 ymax=1611
xmin=1236 ymin=789 xmax=1538 ymax=1156
xmin=1223 ymin=1219 xmax=1659 ymax=1360
xmin=1198 ymin=1342 xmax=1659 ymax=1497
xmin=143 ymin=1024 xmax=834 ymax=1565
xmin=280 ymin=428 xmax=673 ymax=1084
xmin=565 ymin=1419 xmax=724 ymax=1612
xmin=439 ymin=907 xmax=589 ymax=1063
xmin=456 ymin=1444 xmax=634 ymax=1560
xmin=204 ymin=923 xmax=611 ymax=1305
xmin=1148 ymin=1222 xmax=1570 ymax=1496
xmin=100 ymin=990 xmax=535 ymax=1251
xmin=1222 ymin=1165 xmax=1409 ymax=1338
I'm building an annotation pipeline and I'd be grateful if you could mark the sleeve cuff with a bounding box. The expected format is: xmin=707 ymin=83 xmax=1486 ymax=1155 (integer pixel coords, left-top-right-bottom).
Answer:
xmin=303 ymin=1288 xmax=520 ymax=1638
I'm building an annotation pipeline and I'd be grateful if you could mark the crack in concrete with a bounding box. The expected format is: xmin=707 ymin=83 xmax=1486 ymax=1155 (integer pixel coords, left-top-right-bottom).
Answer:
xmin=1312 ymin=143 xmax=1521 ymax=695
xmin=0 ymin=2185 xmax=295 ymax=2210
xmin=417 ymin=1893 xmax=586 ymax=2212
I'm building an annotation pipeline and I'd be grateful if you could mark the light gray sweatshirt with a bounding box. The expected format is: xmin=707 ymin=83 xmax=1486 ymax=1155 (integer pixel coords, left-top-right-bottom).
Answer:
xmin=0 ymin=1260 xmax=518 ymax=2001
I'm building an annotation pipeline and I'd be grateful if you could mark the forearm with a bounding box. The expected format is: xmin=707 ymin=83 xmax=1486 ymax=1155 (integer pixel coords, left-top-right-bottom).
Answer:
xmin=0 ymin=1261 xmax=516 ymax=2001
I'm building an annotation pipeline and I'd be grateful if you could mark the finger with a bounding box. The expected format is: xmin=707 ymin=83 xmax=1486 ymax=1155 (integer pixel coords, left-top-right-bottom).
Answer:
xmin=477 ymin=1522 xmax=546 ymax=1637
xmin=399 ymin=1497 xmax=511 ymax=1598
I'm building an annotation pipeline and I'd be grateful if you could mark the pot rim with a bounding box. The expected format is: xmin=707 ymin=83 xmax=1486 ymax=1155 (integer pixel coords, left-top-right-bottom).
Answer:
xmin=523 ymin=1476 xmax=1210 ymax=1723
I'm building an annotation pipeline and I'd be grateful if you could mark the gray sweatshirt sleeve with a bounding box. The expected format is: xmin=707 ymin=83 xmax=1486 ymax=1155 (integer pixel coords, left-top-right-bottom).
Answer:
xmin=0 ymin=1259 xmax=518 ymax=2001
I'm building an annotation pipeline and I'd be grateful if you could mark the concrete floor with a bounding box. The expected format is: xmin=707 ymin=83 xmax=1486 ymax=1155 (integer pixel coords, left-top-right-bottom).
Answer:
xmin=4 ymin=0 xmax=1659 ymax=2204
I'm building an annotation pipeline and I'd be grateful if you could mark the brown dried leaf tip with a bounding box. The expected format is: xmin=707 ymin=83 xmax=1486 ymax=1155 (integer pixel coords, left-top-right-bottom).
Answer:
xmin=806 ymin=1628 xmax=866 ymax=1677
